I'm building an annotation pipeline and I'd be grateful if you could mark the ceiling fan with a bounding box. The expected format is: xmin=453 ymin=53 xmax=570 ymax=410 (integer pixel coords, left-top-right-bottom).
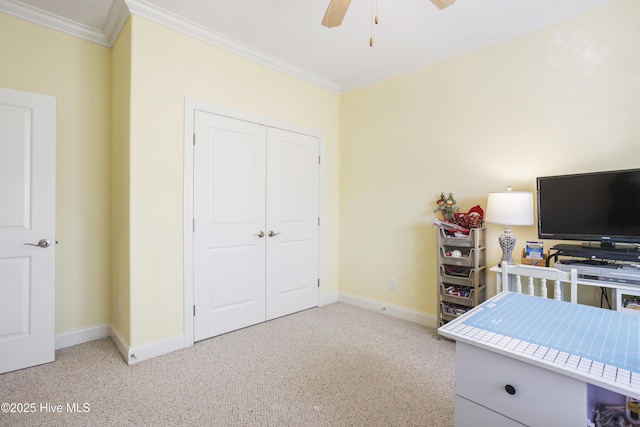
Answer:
xmin=321 ymin=0 xmax=456 ymax=28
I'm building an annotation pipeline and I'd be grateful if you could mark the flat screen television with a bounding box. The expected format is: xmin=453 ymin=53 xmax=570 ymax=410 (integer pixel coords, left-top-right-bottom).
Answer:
xmin=537 ymin=168 xmax=640 ymax=247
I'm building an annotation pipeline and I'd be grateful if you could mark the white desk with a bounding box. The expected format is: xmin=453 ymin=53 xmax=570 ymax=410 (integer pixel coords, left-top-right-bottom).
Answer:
xmin=490 ymin=264 xmax=640 ymax=311
xmin=439 ymin=292 xmax=640 ymax=426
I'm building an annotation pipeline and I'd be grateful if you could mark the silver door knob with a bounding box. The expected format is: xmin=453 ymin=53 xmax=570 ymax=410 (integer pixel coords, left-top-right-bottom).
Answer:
xmin=268 ymin=231 xmax=281 ymax=237
xmin=254 ymin=231 xmax=265 ymax=238
xmin=24 ymin=239 xmax=51 ymax=248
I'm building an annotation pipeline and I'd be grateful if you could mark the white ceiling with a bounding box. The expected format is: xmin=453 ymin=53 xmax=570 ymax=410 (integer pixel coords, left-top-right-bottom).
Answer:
xmin=0 ymin=0 xmax=616 ymax=93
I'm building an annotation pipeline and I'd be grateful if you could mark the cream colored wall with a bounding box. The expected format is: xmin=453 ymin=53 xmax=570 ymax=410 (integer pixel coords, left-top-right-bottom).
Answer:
xmin=127 ymin=16 xmax=340 ymax=346
xmin=0 ymin=13 xmax=112 ymax=333
xmin=340 ymin=0 xmax=640 ymax=314
xmin=111 ymin=19 xmax=132 ymax=344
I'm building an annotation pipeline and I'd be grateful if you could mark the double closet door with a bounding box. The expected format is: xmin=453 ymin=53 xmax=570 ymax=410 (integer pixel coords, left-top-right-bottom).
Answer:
xmin=193 ymin=112 xmax=319 ymax=341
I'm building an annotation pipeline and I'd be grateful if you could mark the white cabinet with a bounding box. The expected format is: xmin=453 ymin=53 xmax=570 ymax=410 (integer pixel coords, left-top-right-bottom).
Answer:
xmin=440 ymin=292 xmax=640 ymax=426
xmin=614 ymin=287 xmax=640 ymax=314
xmin=455 ymin=343 xmax=586 ymax=426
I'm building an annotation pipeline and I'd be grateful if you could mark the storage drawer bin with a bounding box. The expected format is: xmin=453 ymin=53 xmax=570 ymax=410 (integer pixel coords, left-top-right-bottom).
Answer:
xmin=441 ymin=301 xmax=471 ymax=318
xmin=440 ymin=265 xmax=475 ymax=286
xmin=440 ymin=247 xmax=485 ymax=267
xmin=440 ymin=284 xmax=484 ymax=306
xmin=440 ymin=228 xmax=485 ymax=248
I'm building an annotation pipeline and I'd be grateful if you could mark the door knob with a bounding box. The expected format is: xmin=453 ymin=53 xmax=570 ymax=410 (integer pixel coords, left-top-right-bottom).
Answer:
xmin=268 ymin=231 xmax=281 ymax=237
xmin=24 ymin=239 xmax=51 ymax=248
xmin=254 ymin=231 xmax=265 ymax=238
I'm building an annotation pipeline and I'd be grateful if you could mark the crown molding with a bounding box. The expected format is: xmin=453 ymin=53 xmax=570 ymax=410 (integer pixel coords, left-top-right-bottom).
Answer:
xmin=4 ymin=0 xmax=612 ymax=94
xmin=0 ymin=0 xmax=110 ymax=46
xmin=103 ymin=0 xmax=129 ymax=46
xmin=341 ymin=0 xmax=616 ymax=93
xmin=0 ymin=0 xmax=341 ymax=93
xmin=124 ymin=0 xmax=341 ymax=93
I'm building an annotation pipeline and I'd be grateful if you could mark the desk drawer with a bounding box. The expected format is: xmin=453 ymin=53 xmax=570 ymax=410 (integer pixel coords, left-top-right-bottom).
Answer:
xmin=456 ymin=343 xmax=586 ymax=426
xmin=455 ymin=395 xmax=525 ymax=427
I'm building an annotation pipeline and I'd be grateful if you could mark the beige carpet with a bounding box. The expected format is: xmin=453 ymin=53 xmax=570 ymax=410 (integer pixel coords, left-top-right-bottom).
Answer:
xmin=0 ymin=302 xmax=456 ymax=427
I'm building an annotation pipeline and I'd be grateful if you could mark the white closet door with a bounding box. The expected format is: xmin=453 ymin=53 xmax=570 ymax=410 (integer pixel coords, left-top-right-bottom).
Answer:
xmin=0 ymin=87 xmax=56 ymax=374
xmin=192 ymin=111 xmax=320 ymax=341
xmin=265 ymin=128 xmax=319 ymax=320
xmin=193 ymin=112 xmax=266 ymax=341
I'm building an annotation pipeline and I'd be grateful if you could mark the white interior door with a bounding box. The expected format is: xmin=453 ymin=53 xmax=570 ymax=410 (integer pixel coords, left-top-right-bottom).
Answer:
xmin=193 ymin=112 xmax=267 ymax=341
xmin=265 ymin=128 xmax=319 ymax=320
xmin=0 ymin=87 xmax=56 ymax=374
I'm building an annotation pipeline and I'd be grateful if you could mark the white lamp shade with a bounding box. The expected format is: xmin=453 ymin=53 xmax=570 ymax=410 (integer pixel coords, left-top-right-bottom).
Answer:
xmin=485 ymin=191 xmax=534 ymax=226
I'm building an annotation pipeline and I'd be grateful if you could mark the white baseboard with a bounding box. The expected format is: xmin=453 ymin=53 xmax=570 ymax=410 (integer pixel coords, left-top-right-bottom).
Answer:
xmin=321 ymin=292 xmax=339 ymax=306
xmin=127 ymin=334 xmax=185 ymax=365
xmin=109 ymin=325 xmax=185 ymax=365
xmin=126 ymin=334 xmax=185 ymax=365
xmin=59 ymin=293 xmax=431 ymax=363
xmin=55 ymin=324 xmax=111 ymax=350
xmin=109 ymin=325 xmax=129 ymax=363
xmin=338 ymin=292 xmax=437 ymax=328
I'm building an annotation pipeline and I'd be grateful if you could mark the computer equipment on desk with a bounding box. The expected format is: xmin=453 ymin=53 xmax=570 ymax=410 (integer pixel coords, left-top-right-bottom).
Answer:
xmin=555 ymin=260 xmax=640 ymax=286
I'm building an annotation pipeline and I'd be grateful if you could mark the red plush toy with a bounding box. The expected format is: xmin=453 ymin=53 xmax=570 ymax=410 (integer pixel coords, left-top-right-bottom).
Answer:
xmin=452 ymin=205 xmax=484 ymax=229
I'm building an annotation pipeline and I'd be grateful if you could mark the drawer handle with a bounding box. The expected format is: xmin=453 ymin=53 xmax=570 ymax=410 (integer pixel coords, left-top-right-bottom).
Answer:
xmin=505 ymin=384 xmax=516 ymax=395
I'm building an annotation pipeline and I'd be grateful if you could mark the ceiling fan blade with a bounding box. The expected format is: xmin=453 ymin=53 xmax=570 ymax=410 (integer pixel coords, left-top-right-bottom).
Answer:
xmin=321 ymin=0 xmax=352 ymax=28
xmin=430 ymin=0 xmax=456 ymax=10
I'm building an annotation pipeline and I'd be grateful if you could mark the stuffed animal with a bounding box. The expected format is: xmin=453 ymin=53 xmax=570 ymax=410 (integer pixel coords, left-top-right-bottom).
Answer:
xmin=435 ymin=192 xmax=458 ymax=220
xmin=453 ymin=205 xmax=484 ymax=229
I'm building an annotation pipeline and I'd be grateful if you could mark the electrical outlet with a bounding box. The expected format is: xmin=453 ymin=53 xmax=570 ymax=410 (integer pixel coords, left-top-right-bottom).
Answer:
xmin=390 ymin=278 xmax=398 ymax=291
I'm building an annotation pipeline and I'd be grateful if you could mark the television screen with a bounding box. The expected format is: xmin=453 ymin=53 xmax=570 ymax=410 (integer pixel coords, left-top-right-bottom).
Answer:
xmin=537 ymin=169 xmax=640 ymax=245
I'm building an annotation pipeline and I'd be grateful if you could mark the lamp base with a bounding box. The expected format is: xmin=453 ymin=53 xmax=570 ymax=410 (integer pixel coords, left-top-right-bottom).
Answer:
xmin=498 ymin=227 xmax=517 ymax=265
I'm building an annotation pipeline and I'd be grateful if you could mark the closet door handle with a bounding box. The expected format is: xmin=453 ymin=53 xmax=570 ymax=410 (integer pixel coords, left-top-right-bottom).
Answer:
xmin=254 ymin=231 xmax=265 ymax=238
xmin=24 ymin=239 xmax=51 ymax=248
xmin=268 ymin=231 xmax=281 ymax=237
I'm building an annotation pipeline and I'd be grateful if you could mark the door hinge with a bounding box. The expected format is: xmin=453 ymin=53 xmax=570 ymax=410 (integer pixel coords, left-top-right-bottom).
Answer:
xmin=318 ymin=217 xmax=320 ymax=226
xmin=193 ymin=134 xmax=196 ymax=145
xmin=318 ymin=155 xmax=321 ymax=164
xmin=193 ymin=218 xmax=195 ymax=231
xmin=318 ymin=278 xmax=320 ymax=288
xmin=193 ymin=305 xmax=196 ymax=316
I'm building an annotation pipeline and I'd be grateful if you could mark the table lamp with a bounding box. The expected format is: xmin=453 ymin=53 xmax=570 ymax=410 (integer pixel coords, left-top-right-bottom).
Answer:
xmin=485 ymin=187 xmax=534 ymax=265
